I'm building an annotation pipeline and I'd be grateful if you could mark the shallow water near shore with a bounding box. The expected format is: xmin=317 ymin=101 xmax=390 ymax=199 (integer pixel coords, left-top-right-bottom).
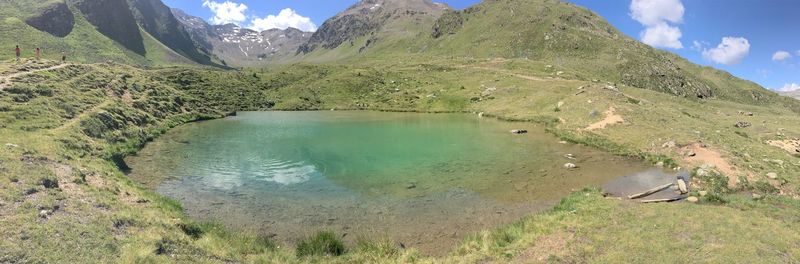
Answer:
xmin=126 ymin=111 xmax=674 ymax=255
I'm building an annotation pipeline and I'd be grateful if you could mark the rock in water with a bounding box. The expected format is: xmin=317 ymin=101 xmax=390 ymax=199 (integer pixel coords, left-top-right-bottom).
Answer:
xmin=563 ymin=163 xmax=578 ymax=169
xmin=677 ymin=179 xmax=688 ymax=194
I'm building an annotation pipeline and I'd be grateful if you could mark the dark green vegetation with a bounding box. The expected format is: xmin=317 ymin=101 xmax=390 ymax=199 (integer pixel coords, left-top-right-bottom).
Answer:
xmin=296 ymin=231 xmax=347 ymax=257
xmin=1 ymin=0 xmax=799 ymax=262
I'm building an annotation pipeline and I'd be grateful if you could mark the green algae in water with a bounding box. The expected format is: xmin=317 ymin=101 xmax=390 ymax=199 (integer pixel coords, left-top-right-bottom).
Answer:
xmin=126 ymin=111 xmax=667 ymax=255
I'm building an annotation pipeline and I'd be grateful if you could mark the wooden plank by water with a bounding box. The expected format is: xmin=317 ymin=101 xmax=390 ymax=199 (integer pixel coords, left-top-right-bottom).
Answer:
xmin=627 ymin=182 xmax=674 ymax=199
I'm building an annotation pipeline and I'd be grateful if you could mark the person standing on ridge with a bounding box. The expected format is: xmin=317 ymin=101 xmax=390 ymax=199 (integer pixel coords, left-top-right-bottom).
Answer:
xmin=15 ymin=45 xmax=21 ymax=62
xmin=35 ymin=47 xmax=41 ymax=61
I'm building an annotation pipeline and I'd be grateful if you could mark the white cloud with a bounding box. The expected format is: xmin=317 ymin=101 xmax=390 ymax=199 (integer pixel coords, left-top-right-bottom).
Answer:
xmin=702 ymin=37 xmax=750 ymax=65
xmin=248 ymin=8 xmax=317 ymax=32
xmin=691 ymin=40 xmax=707 ymax=51
xmin=640 ymin=23 xmax=683 ymax=49
xmin=772 ymin=50 xmax=792 ymax=61
xmin=777 ymin=83 xmax=800 ymax=92
xmin=630 ymin=0 xmax=684 ymax=26
xmin=629 ymin=0 xmax=685 ymax=49
xmin=203 ymin=0 xmax=248 ymax=25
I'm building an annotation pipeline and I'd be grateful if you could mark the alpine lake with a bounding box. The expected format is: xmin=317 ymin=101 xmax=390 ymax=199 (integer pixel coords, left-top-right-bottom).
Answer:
xmin=125 ymin=111 xmax=679 ymax=255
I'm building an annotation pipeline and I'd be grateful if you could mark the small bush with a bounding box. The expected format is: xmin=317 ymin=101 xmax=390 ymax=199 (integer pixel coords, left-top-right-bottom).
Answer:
xmin=751 ymin=181 xmax=778 ymax=194
xmin=296 ymin=231 xmax=346 ymax=257
xmin=178 ymin=222 xmax=204 ymax=239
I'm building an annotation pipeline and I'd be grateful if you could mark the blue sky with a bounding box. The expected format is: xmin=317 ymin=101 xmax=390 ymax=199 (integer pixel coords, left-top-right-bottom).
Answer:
xmin=164 ymin=0 xmax=798 ymax=91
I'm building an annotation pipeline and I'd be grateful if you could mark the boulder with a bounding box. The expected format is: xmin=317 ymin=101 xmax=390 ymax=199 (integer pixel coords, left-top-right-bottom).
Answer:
xmin=698 ymin=191 xmax=708 ymax=197
xmin=766 ymin=172 xmax=778 ymax=180
xmin=563 ymin=163 xmax=578 ymax=169
xmin=686 ymin=196 xmax=699 ymax=203
xmin=734 ymin=121 xmax=751 ymax=128
xmin=510 ymin=129 xmax=528 ymax=134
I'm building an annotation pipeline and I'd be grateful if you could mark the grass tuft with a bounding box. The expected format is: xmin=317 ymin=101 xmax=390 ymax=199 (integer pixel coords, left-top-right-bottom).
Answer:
xmin=296 ymin=231 xmax=346 ymax=257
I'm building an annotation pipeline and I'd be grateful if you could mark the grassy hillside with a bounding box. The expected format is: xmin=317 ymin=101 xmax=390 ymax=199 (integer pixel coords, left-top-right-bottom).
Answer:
xmin=0 ymin=0 xmax=210 ymax=67
xmin=1 ymin=58 xmax=799 ymax=262
xmin=1 ymin=0 xmax=799 ymax=262
xmin=298 ymin=0 xmax=798 ymax=115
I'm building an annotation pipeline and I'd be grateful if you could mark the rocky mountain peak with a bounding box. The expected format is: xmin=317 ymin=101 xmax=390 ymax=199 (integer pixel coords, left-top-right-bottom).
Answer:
xmin=171 ymin=8 xmax=311 ymax=67
xmin=297 ymin=0 xmax=450 ymax=54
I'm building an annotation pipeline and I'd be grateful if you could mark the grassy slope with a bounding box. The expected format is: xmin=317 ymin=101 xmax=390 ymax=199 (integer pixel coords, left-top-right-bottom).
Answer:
xmin=0 ymin=0 xmax=201 ymax=67
xmin=1 ymin=58 xmax=799 ymax=263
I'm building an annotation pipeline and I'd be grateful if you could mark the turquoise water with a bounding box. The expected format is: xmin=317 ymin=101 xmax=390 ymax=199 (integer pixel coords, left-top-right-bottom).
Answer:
xmin=126 ymin=111 xmax=667 ymax=254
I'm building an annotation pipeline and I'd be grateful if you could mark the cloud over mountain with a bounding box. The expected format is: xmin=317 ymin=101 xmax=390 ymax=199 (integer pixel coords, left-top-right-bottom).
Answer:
xmin=249 ymin=8 xmax=317 ymax=32
xmin=630 ymin=0 xmax=684 ymax=49
xmin=702 ymin=37 xmax=750 ymax=65
xmin=203 ymin=0 xmax=248 ymax=25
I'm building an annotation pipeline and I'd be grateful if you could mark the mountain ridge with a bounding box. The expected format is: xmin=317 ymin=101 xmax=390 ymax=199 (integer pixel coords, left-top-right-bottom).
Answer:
xmin=171 ymin=8 xmax=312 ymax=67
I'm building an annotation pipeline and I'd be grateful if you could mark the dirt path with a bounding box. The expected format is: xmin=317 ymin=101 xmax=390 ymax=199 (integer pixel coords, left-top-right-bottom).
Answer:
xmin=585 ymin=106 xmax=624 ymax=131
xmin=0 ymin=64 xmax=70 ymax=90
xmin=468 ymin=66 xmax=552 ymax=82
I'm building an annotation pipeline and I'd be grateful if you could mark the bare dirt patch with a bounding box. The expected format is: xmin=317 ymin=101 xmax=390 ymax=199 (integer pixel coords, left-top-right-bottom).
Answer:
xmin=512 ymin=232 xmax=574 ymax=263
xmin=766 ymin=139 xmax=800 ymax=156
xmin=681 ymin=143 xmax=743 ymax=187
xmin=585 ymin=106 xmax=624 ymax=131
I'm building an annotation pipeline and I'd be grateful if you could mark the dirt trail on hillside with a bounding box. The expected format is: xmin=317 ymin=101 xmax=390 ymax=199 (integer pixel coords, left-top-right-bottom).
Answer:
xmin=468 ymin=66 xmax=552 ymax=82
xmin=585 ymin=106 xmax=624 ymax=130
xmin=0 ymin=64 xmax=70 ymax=90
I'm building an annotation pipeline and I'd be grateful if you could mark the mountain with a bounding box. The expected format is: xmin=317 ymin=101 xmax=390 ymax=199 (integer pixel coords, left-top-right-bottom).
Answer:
xmin=172 ymin=8 xmax=311 ymax=67
xmin=0 ymin=0 xmax=221 ymax=67
xmin=126 ymin=0 xmax=218 ymax=66
xmin=3 ymin=0 xmax=794 ymax=110
xmin=297 ymin=0 xmax=450 ymax=57
xmin=71 ymin=0 xmax=146 ymax=55
xmin=318 ymin=0 xmax=795 ymax=111
xmin=781 ymin=90 xmax=800 ymax=99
